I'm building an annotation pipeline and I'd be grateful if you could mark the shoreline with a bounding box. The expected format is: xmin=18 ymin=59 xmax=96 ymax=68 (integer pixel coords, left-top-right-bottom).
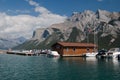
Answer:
xmin=0 ymin=50 xmax=7 ymax=54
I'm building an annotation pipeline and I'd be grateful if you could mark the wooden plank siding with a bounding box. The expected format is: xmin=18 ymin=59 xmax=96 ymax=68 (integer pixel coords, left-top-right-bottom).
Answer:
xmin=63 ymin=47 xmax=95 ymax=56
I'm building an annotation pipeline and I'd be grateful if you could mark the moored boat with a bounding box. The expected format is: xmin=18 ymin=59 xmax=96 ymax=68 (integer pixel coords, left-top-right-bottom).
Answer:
xmin=96 ymin=48 xmax=120 ymax=59
xmin=107 ymin=48 xmax=120 ymax=58
xmin=47 ymin=51 xmax=60 ymax=57
xmin=85 ymin=52 xmax=98 ymax=57
xmin=96 ymin=49 xmax=108 ymax=58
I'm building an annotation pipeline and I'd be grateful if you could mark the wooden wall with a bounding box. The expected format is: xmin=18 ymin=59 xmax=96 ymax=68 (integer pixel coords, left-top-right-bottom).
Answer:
xmin=62 ymin=47 xmax=94 ymax=56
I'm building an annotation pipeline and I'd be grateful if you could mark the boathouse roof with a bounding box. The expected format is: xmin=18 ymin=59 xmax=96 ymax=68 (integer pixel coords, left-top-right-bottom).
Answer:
xmin=52 ymin=42 xmax=97 ymax=48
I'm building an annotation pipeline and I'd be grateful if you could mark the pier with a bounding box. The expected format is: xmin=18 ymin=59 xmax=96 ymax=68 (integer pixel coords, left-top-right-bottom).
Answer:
xmin=6 ymin=49 xmax=49 ymax=56
xmin=7 ymin=50 xmax=35 ymax=56
xmin=0 ymin=50 xmax=7 ymax=54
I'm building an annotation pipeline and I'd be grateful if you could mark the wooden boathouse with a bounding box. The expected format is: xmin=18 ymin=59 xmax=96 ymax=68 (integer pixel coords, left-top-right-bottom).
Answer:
xmin=51 ymin=42 xmax=98 ymax=57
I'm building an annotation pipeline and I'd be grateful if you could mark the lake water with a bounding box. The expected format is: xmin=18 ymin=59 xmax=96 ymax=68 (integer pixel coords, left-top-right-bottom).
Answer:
xmin=0 ymin=54 xmax=120 ymax=80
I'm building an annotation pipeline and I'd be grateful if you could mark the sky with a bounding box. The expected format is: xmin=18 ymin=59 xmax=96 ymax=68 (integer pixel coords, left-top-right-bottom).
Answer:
xmin=0 ymin=0 xmax=119 ymax=39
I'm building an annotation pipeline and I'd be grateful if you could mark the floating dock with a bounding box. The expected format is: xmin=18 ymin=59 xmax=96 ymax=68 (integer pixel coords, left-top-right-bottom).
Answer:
xmin=6 ymin=49 xmax=49 ymax=56
xmin=7 ymin=50 xmax=35 ymax=56
xmin=0 ymin=50 xmax=7 ymax=54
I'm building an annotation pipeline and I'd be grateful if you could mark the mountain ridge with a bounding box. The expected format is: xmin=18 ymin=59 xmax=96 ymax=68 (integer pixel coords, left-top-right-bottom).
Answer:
xmin=0 ymin=37 xmax=27 ymax=49
xmin=14 ymin=10 xmax=120 ymax=50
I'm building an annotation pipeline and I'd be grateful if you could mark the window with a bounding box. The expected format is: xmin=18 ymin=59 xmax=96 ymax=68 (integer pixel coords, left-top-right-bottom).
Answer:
xmin=87 ymin=48 xmax=89 ymax=52
xmin=56 ymin=45 xmax=61 ymax=49
xmin=66 ymin=48 xmax=69 ymax=52
xmin=73 ymin=48 xmax=76 ymax=51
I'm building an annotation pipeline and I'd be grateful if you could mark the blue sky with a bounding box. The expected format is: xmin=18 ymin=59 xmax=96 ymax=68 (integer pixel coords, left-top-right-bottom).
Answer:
xmin=0 ymin=0 xmax=119 ymax=39
xmin=0 ymin=0 xmax=119 ymax=16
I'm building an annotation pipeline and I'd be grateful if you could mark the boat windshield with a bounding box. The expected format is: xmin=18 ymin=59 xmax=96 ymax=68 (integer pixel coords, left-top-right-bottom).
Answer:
xmin=109 ymin=48 xmax=120 ymax=52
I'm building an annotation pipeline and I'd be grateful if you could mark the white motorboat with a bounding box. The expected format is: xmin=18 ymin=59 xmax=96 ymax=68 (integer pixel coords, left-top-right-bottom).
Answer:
xmin=85 ymin=52 xmax=98 ymax=57
xmin=107 ymin=48 xmax=120 ymax=58
xmin=47 ymin=51 xmax=60 ymax=57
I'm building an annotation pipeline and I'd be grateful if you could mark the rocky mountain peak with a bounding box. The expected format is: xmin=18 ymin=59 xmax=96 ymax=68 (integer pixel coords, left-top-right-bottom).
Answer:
xmin=16 ymin=10 xmax=120 ymax=49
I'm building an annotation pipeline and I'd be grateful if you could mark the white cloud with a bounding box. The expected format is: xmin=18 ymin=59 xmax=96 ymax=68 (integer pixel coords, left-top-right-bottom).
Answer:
xmin=35 ymin=6 xmax=50 ymax=14
xmin=29 ymin=0 xmax=39 ymax=6
xmin=15 ymin=10 xmax=31 ymax=14
xmin=7 ymin=9 xmax=31 ymax=14
xmin=0 ymin=0 xmax=67 ymax=39
xmin=27 ymin=0 xmax=50 ymax=14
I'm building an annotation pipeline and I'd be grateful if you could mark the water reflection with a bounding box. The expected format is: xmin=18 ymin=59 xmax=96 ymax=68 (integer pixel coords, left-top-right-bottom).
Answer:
xmin=85 ymin=57 xmax=97 ymax=62
xmin=48 ymin=56 xmax=120 ymax=66
xmin=112 ymin=58 xmax=120 ymax=72
xmin=48 ymin=57 xmax=60 ymax=63
xmin=61 ymin=57 xmax=85 ymax=61
xmin=59 ymin=57 xmax=98 ymax=63
xmin=97 ymin=57 xmax=120 ymax=66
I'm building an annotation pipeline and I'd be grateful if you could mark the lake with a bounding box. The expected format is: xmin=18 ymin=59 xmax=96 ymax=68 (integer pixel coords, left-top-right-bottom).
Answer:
xmin=0 ymin=53 xmax=120 ymax=80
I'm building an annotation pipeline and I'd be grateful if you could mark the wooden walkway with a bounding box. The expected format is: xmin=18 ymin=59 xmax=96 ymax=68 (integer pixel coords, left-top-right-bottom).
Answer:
xmin=0 ymin=50 xmax=7 ymax=54
xmin=7 ymin=51 xmax=35 ymax=56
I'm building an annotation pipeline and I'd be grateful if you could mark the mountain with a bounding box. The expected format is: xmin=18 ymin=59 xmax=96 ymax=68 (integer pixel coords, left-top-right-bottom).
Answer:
xmin=15 ymin=37 xmax=27 ymax=43
xmin=0 ymin=37 xmax=27 ymax=49
xmin=14 ymin=10 xmax=120 ymax=50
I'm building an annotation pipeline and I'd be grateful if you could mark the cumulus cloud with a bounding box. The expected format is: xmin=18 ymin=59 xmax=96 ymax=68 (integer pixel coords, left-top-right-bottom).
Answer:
xmin=0 ymin=0 xmax=67 ymax=39
xmin=29 ymin=0 xmax=39 ymax=6
xmin=28 ymin=0 xmax=50 ymax=14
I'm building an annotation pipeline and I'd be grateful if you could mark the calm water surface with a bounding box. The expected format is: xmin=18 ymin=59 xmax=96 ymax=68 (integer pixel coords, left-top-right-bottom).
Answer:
xmin=0 ymin=54 xmax=120 ymax=80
